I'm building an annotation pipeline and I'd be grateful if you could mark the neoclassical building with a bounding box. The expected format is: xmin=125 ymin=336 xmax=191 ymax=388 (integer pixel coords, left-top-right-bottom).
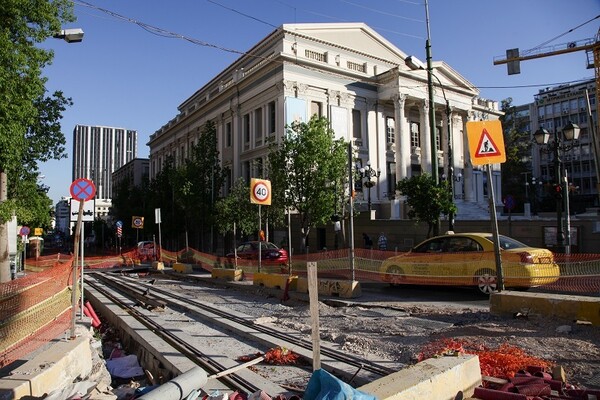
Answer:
xmin=148 ymin=23 xmax=503 ymax=219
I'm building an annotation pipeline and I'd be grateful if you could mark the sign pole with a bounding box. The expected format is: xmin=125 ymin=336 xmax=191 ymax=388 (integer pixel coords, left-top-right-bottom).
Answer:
xmin=80 ymin=223 xmax=84 ymax=320
xmin=258 ymin=204 xmax=262 ymax=273
xmin=70 ymin=200 xmax=84 ymax=338
xmin=486 ymin=165 xmax=505 ymax=291
xmin=69 ymin=178 xmax=96 ymax=339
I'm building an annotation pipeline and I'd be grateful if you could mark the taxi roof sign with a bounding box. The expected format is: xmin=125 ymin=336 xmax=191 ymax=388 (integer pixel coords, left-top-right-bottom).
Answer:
xmin=466 ymin=120 xmax=506 ymax=166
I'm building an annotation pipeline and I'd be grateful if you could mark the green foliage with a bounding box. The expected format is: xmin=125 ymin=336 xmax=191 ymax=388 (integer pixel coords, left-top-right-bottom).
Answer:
xmin=499 ymin=98 xmax=530 ymax=210
xmin=397 ymin=173 xmax=456 ymax=237
xmin=214 ymin=178 xmax=257 ymax=236
xmin=0 ymin=1 xmax=75 ymax=225
xmin=268 ymin=116 xmax=348 ymax=246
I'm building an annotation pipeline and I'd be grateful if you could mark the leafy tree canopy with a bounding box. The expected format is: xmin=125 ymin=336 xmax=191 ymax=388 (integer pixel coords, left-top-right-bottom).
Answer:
xmin=268 ymin=116 xmax=348 ymax=247
xmin=397 ymin=173 xmax=456 ymax=238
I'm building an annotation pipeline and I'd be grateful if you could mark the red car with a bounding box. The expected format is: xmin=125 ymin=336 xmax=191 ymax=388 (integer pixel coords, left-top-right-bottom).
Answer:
xmin=226 ymin=241 xmax=288 ymax=266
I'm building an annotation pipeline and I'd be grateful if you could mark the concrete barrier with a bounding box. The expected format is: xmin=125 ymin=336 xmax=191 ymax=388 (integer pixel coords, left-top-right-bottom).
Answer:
xmin=490 ymin=290 xmax=600 ymax=325
xmin=211 ymin=268 xmax=243 ymax=281
xmin=358 ymin=354 xmax=481 ymax=400
xmin=296 ymin=277 xmax=362 ymax=298
xmin=0 ymin=336 xmax=93 ymax=399
xmin=172 ymin=262 xmax=193 ymax=273
xmin=152 ymin=261 xmax=164 ymax=271
xmin=253 ymin=273 xmax=297 ymax=290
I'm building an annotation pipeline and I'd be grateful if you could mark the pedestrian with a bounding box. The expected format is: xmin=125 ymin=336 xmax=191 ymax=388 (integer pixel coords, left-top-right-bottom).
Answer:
xmin=363 ymin=233 xmax=373 ymax=249
xmin=378 ymin=232 xmax=388 ymax=251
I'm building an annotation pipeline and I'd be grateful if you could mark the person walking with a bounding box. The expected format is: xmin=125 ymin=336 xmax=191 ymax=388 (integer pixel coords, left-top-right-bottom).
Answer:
xmin=363 ymin=233 xmax=373 ymax=249
xmin=378 ymin=232 xmax=388 ymax=251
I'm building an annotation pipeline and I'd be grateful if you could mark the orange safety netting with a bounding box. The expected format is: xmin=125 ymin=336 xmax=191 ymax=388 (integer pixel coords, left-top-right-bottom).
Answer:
xmin=0 ymin=258 xmax=76 ymax=368
xmin=417 ymin=338 xmax=553 ymax=380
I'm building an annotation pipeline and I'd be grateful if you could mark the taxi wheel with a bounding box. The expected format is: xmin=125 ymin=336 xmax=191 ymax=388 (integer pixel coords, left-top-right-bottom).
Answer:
xmin=387 ymin=266 xmax=405 ymax=286
xmin=474 ymin=269 xmax=497 ymax=295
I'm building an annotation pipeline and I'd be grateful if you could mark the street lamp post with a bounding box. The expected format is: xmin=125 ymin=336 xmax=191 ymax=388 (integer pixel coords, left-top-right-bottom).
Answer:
xmin=357 ymin=161 xmax=381 ymax=210
xmin=534 ymin=122 xmax=580 ymax=253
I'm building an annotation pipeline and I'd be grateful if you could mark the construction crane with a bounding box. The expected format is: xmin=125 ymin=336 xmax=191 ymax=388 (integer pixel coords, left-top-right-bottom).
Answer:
xmin=493 ymin=27 xmax=600 ymax=200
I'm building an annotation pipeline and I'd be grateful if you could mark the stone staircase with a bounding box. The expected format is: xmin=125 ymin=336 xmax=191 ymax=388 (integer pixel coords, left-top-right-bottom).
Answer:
xmin=454 ymin=199 xmax=492 ymax=220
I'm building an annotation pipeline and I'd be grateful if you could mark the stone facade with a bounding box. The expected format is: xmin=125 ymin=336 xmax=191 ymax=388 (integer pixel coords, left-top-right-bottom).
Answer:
xmin=148 ymin=23 xmax=503 ymax=220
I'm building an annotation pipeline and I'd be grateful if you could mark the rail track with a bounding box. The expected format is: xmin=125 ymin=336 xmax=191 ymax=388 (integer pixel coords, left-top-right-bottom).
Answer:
xmin=84 ymin=271 xmax=399 ymax=395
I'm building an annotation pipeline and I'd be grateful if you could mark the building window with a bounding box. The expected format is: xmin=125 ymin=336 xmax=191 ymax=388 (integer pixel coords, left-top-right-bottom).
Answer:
xmin=352 ymin=109 xmax=361 ymax=139
xmin=436 ymin=126 xmax=441 ymax=151
xmin=243 ymin=161 xmax=251 ymax=182
xmin=255 ymin=108 xmax=263 ymax=145
xmin=225 ymin=122 xmax=232 ymax=148
xmin=386 ymin=117 xmax=395 ymax=144
xmin=311 ymin=101 xmax=322 ymax=118
xmin=410 ymin=122 xmax=420 ymax=148
xmin=243 ymin=114 xmax=250 ymax=144
xmin=268 ymin=101 xmax=276 ymax=134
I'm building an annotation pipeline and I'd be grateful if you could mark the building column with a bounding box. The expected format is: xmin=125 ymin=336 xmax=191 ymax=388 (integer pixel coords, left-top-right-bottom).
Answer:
xmin=420 ymin=100 xmax=431 ymax=174
xmin=392 ymin=94 xmax=408 ymax=219
xmin=368 ymin=99 xmax=384 ymax=208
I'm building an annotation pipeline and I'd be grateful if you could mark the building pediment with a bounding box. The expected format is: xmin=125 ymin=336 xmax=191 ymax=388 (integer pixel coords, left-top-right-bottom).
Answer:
xmin=283 ymin=23 xmax=408 ymax=64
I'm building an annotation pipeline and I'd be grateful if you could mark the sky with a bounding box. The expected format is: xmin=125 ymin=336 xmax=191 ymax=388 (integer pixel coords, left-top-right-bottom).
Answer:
xmin=39 ymin=0 xmax=600 ymax=204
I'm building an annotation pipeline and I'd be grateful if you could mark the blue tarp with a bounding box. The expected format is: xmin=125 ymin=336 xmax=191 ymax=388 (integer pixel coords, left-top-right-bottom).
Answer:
xmin=303 ymin=369 xmax=377 ymax=400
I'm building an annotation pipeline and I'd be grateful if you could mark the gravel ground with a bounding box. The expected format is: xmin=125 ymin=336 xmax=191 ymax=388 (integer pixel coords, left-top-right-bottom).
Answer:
xmin=163 ymin=277 xmax=600 ymax=390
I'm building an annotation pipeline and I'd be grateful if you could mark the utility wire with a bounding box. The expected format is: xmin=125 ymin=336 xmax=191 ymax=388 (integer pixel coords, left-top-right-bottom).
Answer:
xmin=525 ymin=14 xmax=600 ymax=54
xmin=73 ymin=1 xmax=591 ymax=97
xmin=206 ymin=0 xmax=277 ymax=28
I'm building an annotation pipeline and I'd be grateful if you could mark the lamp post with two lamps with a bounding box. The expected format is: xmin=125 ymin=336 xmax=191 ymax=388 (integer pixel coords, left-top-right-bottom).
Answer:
xmin=533 ymin=122 xmax=580 ymax=253
xmin=356 ymin=161 xmax=381 ymax=210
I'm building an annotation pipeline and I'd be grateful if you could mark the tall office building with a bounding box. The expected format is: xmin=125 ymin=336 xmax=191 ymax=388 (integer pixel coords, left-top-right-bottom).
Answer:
xmin=72 ymin=125 xmax=138 ymax=200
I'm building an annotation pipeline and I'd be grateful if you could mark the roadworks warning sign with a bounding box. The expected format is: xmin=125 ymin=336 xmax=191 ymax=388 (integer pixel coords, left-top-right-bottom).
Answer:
xmin=466 ymin=120 xmax=506 ymax=166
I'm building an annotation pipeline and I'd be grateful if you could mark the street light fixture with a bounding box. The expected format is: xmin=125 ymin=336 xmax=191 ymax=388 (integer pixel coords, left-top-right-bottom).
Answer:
xmin=356 ymin=161 xmax=381 ymax=210
xmin=406 ymin=54 xmax=457 ymax=231
xmin=53 ymin=28 xmax=84 ymax=43
xmin=534 ymin=122 xmax=580 ymax=253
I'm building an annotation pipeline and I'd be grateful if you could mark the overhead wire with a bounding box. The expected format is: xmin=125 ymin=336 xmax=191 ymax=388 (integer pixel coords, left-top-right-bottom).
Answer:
xmin=72 ymin=1 xmax=589 ymax=98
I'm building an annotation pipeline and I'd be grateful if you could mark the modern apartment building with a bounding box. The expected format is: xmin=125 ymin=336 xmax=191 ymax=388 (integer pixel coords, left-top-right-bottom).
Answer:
xmin=530 ymin=79 xmax=598 ymax=207
xmin=72 ymin=124 xmax=138 ymax=200
xmin=147 ymin=23 xmax=502 ymax=219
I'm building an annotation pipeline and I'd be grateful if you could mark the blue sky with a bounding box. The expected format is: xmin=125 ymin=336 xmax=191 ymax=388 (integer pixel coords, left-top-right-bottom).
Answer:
xmin=40 ymin=0 xmax=600 ymax=204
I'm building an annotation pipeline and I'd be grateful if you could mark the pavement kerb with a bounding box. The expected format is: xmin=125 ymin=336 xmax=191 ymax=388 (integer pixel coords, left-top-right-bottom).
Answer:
xmin=358 ymin=354 xmax=482 ymax=400
xmin=490 ymin=290 xmax=600 ymax=325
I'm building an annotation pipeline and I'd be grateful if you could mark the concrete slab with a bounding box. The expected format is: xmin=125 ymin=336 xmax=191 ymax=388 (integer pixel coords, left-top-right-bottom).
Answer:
xmin=490 ymin=290 xmax=600 ymax=325
xmin=253 ymin=273 xmax=297 ymax=290
xmin=212 ymin=268 xmax=244 ymax=281
xmin=297 ymin=277 xmax=362 ymax=298
xmin=358 ymin=354 xmax=482 ymax=400
xmin=173 ymin=262 xmax=193 ymax=273
xmin=0 ymin=335 xmax=92 ymax=399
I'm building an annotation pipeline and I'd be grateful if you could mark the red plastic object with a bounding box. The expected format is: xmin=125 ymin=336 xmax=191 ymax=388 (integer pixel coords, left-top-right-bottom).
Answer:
xmin=85 ymin=301 xmax=101 ymax=326
xmin=83 ymin=306 xmax=100 ymax=328
xmin=473 ymin=387 xmax=527 ymax=400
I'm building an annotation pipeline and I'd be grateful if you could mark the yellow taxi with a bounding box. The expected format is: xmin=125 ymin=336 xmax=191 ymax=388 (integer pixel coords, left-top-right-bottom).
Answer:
xmin=380 ymin=232 xmax=560 ymax=295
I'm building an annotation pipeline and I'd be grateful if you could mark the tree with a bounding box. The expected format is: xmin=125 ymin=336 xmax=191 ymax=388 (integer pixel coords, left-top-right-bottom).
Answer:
xmin=268 ymin=116 xmax=348 ymax=249
xmin=397 ymin=173 xmax=456 ymax=238
xmin=214 ymin=178 xmax=257 ymax=238
xmin=175 ymin=121 xmax=226 ymax=252
xmin=0 ymin=0 xmax=75 ymax=282
xmin=499 ymin=98 xmax=530 ymax=212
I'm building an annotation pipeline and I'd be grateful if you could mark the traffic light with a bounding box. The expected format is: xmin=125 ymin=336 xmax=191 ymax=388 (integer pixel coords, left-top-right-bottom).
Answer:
xmin=554 ymin=184 xmax=563 ymax=199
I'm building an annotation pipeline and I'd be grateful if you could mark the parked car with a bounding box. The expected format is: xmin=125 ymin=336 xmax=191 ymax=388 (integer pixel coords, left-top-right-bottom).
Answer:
xmin=380 ymin=232 xmax=560 ymax=295
xmin=226 ymin=241 xmax=288 ymax=266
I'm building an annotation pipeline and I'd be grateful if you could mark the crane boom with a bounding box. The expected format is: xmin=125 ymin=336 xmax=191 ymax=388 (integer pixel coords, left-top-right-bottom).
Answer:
xmin=493 ymin=37 xmax=596 ymax=66
xmin=493 ymin=28 xmax=600 ymax=201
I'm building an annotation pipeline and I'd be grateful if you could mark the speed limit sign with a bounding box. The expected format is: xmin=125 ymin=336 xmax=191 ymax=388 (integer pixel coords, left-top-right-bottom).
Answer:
xmin=250 ymin=178 xmax=272 ymax=205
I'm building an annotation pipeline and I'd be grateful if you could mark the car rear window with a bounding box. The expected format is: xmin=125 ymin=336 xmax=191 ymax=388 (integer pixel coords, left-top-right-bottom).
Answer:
xmin=485 ymin=235 xmax=529 ymax=250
